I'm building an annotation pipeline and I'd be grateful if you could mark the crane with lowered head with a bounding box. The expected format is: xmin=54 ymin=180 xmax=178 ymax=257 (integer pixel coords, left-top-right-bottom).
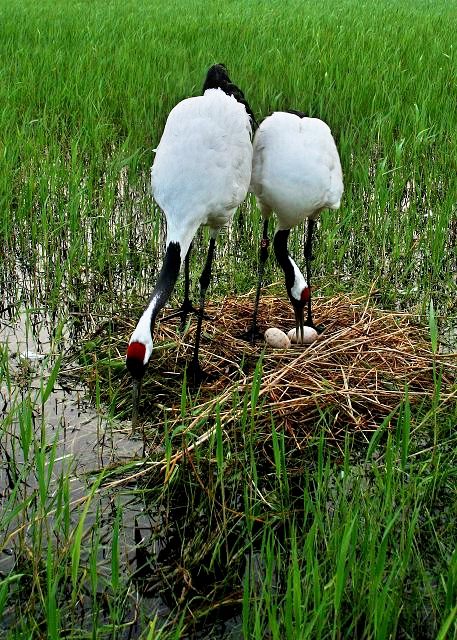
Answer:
xmin=248 ymin=110 xmax=343 ymax=343
xmin=126 ymin=64 xmax=255 ymax=429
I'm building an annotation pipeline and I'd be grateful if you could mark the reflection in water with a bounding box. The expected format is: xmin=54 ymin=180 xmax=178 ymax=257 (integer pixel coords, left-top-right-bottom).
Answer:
xmin=0 ymin=308 xmax=168 ymax=634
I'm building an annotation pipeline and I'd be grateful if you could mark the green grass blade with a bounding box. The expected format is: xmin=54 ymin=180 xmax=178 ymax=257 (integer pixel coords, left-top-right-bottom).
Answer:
xmin=71 ymin=471 xmax=105 ymax=602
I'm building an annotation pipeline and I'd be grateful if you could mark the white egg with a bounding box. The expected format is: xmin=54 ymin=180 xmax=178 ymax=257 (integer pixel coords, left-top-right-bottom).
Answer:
xmin=287 ymin=327 xmax=318 ymax=345
xmin=265 ymin=328 xmax=291 ymax=349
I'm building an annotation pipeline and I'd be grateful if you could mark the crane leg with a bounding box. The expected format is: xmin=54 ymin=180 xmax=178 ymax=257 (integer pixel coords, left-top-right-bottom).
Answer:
xmin=178 ymin=243 xmax=196 ymax=329
xmin=243 ymin=219 xmax=269 ymax=343
xmin=190 ymin=237 xmax=216 ymax=382
xmin=304 ymin=219 xmax=324 ymax=333
xmin=161 ymin=242 xmax=206 ymax=328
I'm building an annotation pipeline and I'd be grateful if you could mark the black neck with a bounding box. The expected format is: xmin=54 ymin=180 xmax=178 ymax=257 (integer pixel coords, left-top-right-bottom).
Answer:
xmin=273 ymin=230 xmax=294 ymax=296
xmin=148 ymin=242 xmax=181 ymax=330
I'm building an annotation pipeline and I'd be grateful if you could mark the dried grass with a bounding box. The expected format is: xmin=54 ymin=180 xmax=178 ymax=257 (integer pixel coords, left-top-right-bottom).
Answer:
xmin=72 ymin=292 xmax=457 ymax=447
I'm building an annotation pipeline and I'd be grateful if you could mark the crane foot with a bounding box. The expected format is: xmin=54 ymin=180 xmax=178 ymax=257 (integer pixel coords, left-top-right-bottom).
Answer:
xmin=187 ymin=360 xmax=216 ymax=387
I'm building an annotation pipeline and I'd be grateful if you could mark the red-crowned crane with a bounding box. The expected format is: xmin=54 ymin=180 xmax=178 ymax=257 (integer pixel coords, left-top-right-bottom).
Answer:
xmin=126 ymin=65 xmax=254 ymax=429
xmin=248 ymin=110 xmax=343 ymax=342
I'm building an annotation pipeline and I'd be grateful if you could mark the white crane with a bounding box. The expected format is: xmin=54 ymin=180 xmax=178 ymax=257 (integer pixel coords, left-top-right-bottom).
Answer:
xmin=126 ymin=65 xmax=254 ymax=427
xmin=248 ymin=110 xmax=343 ymax=342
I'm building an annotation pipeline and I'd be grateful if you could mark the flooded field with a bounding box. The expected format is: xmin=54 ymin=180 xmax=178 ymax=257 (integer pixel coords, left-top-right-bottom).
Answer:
xmin=0 ymin=300 xmax=251 ymax=637
xmin=1 ymin=0 xmax=457 ymax=637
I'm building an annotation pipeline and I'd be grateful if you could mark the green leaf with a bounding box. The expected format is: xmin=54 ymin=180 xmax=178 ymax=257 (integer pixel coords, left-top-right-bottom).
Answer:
xmin=71 ymin=471 xmax=105 ymax=601
xmin=41 ymin=355 xmax=62 ymax=404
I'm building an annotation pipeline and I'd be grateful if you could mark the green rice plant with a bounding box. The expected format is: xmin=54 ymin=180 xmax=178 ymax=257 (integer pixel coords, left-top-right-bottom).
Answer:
xmin=270 ymin=417 xmax=289 ymax=507
xmin=399 ymin=386 xmax=411 ymax=471
xmin=437 ymin=605 xmax=457 ymax=640
xmin=0 ymin=574 xmax=23 ymax=623
xmin=17 ymin=398 xmax=33 ymax=465
xmin=70 ymin=471 xmax=105 ymax=605
xmin=1 ymin=0 xmax=456 ymax=636
xmin=238 ymin=405 xmax=456 ymax=638
xmin=45 ymin=544 xmax=61 ymax=640
xmin=111 ymin=507 xmax=121 ymax=595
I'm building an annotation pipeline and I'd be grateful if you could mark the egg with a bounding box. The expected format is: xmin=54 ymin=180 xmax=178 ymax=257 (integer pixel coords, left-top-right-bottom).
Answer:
xmin=265 ymin=327 xmax=291 ymax=349
xmin=287 ymin=327 xmax=318 ymax=345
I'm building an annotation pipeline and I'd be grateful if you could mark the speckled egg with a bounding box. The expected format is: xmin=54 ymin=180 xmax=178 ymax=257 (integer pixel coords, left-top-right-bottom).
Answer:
xmin=265 ymin=328 xmax=291 ymax=349
xmin=287 ymin=327 xmax=318 ymax=345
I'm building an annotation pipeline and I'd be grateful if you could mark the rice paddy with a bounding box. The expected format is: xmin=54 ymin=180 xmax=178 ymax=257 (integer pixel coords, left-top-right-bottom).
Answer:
xmin=1 ymin=0 xmax=456 ymax=637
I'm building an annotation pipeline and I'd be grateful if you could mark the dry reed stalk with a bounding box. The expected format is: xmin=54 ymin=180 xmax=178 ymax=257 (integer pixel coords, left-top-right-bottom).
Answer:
xmin=69 ymin=293 xmax=457 ymax=446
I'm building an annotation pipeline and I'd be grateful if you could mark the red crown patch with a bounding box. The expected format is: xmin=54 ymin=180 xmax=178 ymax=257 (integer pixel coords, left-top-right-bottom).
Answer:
xmin=126 ymin=341 xmax=146 ymax=362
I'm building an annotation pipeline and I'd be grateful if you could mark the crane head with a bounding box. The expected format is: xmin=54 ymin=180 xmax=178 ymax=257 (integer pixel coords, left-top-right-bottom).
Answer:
xmin=126 ymin=340 xmax=151 ymax=433
xmin=290 ymin=286 xmax=310 ymax=346
xmin=126 ymin=341 xmax=148 ymax=379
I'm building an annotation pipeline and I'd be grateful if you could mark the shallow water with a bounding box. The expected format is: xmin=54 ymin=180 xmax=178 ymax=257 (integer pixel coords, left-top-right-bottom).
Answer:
xmin=0 ymin=307 xmax=166 ymax=630
xmin=0 ymin=300 xmax=248 ymax=636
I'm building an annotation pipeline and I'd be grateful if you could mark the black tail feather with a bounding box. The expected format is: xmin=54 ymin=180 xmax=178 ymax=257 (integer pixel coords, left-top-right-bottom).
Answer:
xmin=286 ymin=109 xmax=308 ymax=119
xmin=203 ymin=63 xmax=257 ymax=130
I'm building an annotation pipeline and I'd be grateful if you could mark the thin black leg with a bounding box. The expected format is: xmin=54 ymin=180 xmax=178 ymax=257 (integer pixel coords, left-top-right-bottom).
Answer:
xmin=304 ymin=219 xmax=324 ymax=333
xmin=243 ymin=218 xmax=269 ymax=343
xmin=183 ymin=243 xmax=192 ymax=305
xmin=191 ymin=237 xmax=216 ymax=380
xmin=179 ymin=242 xmax=194 ymax=328
xmin=252 ymin=219 xmax=270 ymax=341
xmin=161 ymin=242 xmax=201 ymax=327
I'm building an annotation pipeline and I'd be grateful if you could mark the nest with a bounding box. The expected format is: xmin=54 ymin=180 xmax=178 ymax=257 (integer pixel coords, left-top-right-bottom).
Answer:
xmin=73 ymin=292 xmax=456 ymax=449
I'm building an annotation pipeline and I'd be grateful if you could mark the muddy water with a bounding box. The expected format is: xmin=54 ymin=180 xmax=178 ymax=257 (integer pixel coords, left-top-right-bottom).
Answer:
xmin=0 ymin=307 xmax=245 ymax=637
xmin=0 ymin=307 xmax=171 ymax=632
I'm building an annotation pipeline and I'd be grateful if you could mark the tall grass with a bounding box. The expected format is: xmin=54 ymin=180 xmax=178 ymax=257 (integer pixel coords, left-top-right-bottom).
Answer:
xmin=1 ymin=0 xmax=456 ymax=318
xmin=1 ymin=0 xmax=456 ymax=637
xmin=1 ymin=335 xmax=456 ymax=636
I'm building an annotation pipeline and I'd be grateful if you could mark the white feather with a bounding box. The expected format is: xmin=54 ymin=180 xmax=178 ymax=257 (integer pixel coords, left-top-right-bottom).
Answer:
xmin=251 ymin=111 xmax=343 ymax=295
xmin=250 ymin=111 xmax=343 ymax=231
xmin=289 ymin=257 xmax=308 ymax=300
xmin=128 ymin=88 xmax=253 ymax=366
xmin=151 ymin=88 xmax=253 ymax=260
xmin=128 ymin=294 xmax=159 ymax=363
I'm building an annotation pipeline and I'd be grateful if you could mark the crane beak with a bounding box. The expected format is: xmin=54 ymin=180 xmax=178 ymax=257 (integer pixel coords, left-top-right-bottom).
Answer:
xmin=294 ymin=304 xmax=305 ymax=345
xmin=131 ymin=378 xmax=142 ymax=434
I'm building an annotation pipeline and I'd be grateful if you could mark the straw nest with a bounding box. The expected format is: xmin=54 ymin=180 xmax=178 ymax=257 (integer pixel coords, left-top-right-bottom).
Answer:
xmin=73 ymin=292 xmax=456 ymax=448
